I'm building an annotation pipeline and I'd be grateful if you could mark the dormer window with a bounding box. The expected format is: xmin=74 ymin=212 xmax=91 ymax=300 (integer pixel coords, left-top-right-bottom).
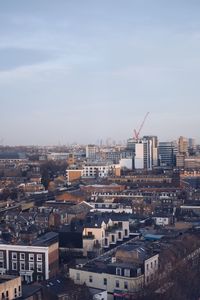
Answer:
xmin=124 ymin=269 xmax=130 ymax=277
xmin=116 ymin=267 xmax=122 ymax=276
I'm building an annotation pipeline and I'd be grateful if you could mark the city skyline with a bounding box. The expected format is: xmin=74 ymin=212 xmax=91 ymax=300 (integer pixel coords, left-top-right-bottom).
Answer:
xmin=1 ymin=0 xmax=200 ymax=145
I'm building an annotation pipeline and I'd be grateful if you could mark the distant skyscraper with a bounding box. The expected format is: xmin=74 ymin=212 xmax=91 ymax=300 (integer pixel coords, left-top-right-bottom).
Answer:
xmin=158 ymin=141 xmax=177 ymax=167
xmin=134 ymin=139 xmax=152 ymax=170
xmin=143 ymin=135 xmax=158 ymax=167
xmin=188 ymin=138 xmax=196 ymax=150
xmin=127 ymin=138 xmax=137 ymax=151
xmin=178 ymin=136 xmax=188 ymax=155
xmin=86 ymin=144 xmax=97 ymax=160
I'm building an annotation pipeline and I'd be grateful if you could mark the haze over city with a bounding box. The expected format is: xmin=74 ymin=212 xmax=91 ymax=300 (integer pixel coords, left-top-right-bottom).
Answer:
xmin=2 ymin=2 xmax=200 ymax=299
xmin=1 ymin=0 xmax=200 ymax=145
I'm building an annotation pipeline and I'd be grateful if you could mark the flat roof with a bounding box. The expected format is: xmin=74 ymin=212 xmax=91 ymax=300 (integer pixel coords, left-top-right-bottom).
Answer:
xmin=32 ymin=232 xmax=58 ymax=247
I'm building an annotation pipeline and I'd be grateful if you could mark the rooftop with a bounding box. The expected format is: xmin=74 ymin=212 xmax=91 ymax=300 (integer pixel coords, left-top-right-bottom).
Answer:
xmin=32 ymin=232 xmax=58 ymax=247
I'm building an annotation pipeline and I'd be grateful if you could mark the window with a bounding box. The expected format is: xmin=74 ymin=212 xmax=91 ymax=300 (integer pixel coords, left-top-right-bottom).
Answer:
xmin=20 ymin=253 xmax=25 ymax=260
xmin=29 ymin=262 xmax=34 ymax=271
xmin=146 ymin=263 xmax=149 ymax=271
xmin=37 ymin=254 xmax=42 ymax=261
xmin=12 ymin=262 xmax=17 ymax=271
xmin=37 ymin=275 xmax=43 ymax=281
xmin=18 ymin=285 xmax=21 ymax=295
xmin=118 ymin=232 xmax=122 ymax=239
xmin=0 ymin=251 xmax=3 ymax=259
xmin=112 ymin=235 xmax=115 ymax=242
xmin=37 ymin=263 xmax=42 ymax=273
xmin=124 ymin=229 xmax=128 ymax=236
xmin=14 ymin=288 xmax=17 ymax=298
xmin=20 ymin=262 xmax=25 ymax=271
xmin=116 ymin=268 xmax=122 ymax=276
xmin=29 ymin=254 xmax=34 ymax=261
xmin=12 ymin=252 xmax=17 ymax=260
xmin=150 ymin=262 xmax=153 ymax=268
xmin=76 ymin=273 xmax=80 ymax=280
xmin=103 ymin=278 xmax=107 ymax=285
xmin=89 ymin=275 xmax=93 ymax=283
xmin=116 ymin=280 xmax=120 ymax=288
xmin=0 ymin=261 xmax=3 ymax=268
xmin=124 ymin=281 xmax=128 ymax=289
xmin=124 ymin=269 xmax=130 ymax=277
xmin=137 ymin=268 xmax=141 ymax=276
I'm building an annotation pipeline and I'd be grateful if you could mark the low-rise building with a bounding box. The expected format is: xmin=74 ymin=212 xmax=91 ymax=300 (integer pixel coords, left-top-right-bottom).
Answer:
xmin=70 ymin=241 xmax=159 ymax=299
xmin=153 ymin=214 xmax=174 ymax=226
xmin=0 ymin=232 xmax=59 ymax=283
xmin=66 ymin=163 xmax=121 ymax=184
xmin=82 ymin=214 xmax=130 ymax=256
xmin=0 ymin=275 xmax=22 ymax=299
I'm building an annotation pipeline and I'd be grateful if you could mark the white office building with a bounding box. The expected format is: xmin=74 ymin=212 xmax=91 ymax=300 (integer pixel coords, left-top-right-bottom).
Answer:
xmin=134 ymin=140 xmax=152 ymax=170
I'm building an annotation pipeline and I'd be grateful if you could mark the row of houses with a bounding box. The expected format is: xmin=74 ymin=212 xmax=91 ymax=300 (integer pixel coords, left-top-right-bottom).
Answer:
xmin=70 ymin=240 xmax=159 ymax=300
xmin=69 ymin=231 xmax=200 ymax=300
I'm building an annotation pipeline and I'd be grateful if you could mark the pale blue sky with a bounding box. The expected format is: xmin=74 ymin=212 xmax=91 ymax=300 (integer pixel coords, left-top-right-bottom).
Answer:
xmin=0 ymin=0 xmax=200 ymax=145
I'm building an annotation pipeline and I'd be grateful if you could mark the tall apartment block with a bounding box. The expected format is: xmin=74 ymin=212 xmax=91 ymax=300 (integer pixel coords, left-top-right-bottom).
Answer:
xmin=178 ymin=136 xmax=188 ymax=155
xmin=134 ymin=140 xmax=152 ymax=170
xmin=86 ymin=145 xmax=98 ymax=160
xmin=143 ymin=135 xmax=158 ymax=167
xmin=158 ymin=141 xmax=177 ymax=167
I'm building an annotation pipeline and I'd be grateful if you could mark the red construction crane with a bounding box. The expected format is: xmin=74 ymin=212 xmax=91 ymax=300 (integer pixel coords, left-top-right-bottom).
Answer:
xmin=134 ymin=112 xmax=149 ymax=140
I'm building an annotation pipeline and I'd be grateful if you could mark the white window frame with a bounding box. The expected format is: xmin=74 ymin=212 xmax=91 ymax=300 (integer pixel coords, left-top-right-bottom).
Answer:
xmin=0 ymin=251 xmax=3 ymax=259
xmin=37 ymin=254 xmax=42 ymax=261
xmin=12 ymin=252 xmax=17 ymax=260
xmin=29 ymin=262 xmax=34 ymax=271
xmin=12 ymin=262 xmax=17 ymax=271
xmin=116 ymin=267 xmax=122 ymax=276
xmin=124 ymin=268 xmax=130 ymax=277
xmin=37 ymin=263 xmax=42 ymax=273
xmin=20 ymin=262 xmax=25 ymax=271
xmin=20 ymin=253 xmax=25 ymax=261
xmin=29 ymin=254 xmax=34 ymax=261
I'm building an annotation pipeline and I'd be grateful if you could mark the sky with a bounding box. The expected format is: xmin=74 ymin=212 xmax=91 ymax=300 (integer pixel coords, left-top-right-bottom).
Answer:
xmin=0 ymin=0 xmax=200 ymax=145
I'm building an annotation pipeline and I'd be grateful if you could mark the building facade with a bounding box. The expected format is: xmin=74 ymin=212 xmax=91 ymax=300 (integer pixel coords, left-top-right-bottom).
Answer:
xmin=0 ymin=232 xmax=59 ymax=283
xmin=0 ymin=275 xmax=22 ymax=300
xmin=134 ymin=140 xmax=152 ymax=170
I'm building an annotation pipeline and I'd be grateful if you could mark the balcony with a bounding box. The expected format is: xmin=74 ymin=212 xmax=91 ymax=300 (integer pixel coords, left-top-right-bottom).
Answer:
xmin=106 ymin=223 xmax=122 ymax=233
xmin=83 ymin=234 xmax=95 ymax=239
